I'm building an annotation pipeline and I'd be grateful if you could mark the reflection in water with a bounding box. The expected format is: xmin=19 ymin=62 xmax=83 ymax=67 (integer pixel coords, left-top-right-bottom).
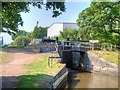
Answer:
xmin=67 ymin=71 xmax=118 ymax=88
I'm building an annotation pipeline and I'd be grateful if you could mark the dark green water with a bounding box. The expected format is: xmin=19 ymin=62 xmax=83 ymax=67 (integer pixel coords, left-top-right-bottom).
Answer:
xmin=66 ymin=71 xmax=118 ymax=88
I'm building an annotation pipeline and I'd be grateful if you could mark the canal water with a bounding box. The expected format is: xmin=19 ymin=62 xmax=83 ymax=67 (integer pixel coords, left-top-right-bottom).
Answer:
xmin=66 ymin=70 xmax=118 ymax=88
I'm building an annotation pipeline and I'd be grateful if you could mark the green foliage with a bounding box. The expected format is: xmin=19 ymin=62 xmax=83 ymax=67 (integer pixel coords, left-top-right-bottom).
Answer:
xmin=50 ymin=36 xmax=56 ymax=40
xmin=2 ymin=2 xmax=30 ymax=34
xmin=59 ymin=28 xmax=79 ymax=40
xmin=12 ymin=30 xmax=31 ymax=40
xmin=32 ymin=26 xmax=47 ymax=39
xmin=1 ymin=2 xmax=66 ymax=34
xmin=14 ymin=36 xmax=30 ymax=46
xmin=77 ymin=2 xmax=120 ymax=45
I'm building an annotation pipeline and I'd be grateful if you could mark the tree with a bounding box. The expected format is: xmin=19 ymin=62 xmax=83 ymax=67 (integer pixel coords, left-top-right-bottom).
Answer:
xmin=1 ymin=2 xmax=29 ymax=34
xmin=12 ymin=30 xmax=31 ymax=40
xmin=59 ymin=28 xmax=79 ymax=40
xmin=32 ymin=24 xmax=47 ymax=39
xmin=77 ymin=2 xmax=120 ymax=45
xmin=1 ymin=2 xmax=66 ymax=34
xmin=14 ymin=36 xmax=30 ymax=46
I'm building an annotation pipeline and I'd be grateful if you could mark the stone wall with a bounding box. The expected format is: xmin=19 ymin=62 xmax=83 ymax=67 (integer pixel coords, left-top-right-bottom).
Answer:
xmin=28 ymin=43 xmax=56 ymax=53
xmin=87 ymin=52 xmax=119 ymax=76
xmin=51 ymin=65 xmax=68 ymax=89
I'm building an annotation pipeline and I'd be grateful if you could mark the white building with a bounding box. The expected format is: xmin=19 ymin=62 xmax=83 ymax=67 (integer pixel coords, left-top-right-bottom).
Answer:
xmin=47 ymin=22 xmax=79 ymax=38
xmin=0 ymin=32 xmax=13 ymax=46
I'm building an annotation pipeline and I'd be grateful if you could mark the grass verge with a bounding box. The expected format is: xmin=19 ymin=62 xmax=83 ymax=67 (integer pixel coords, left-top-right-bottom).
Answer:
xmin=88 ymin=50 xmax=118 ymax=65
xmin=0 ymin=50 xmax=12 ymax=64
xmin=18 ymin=53 xmax=64 ymax=88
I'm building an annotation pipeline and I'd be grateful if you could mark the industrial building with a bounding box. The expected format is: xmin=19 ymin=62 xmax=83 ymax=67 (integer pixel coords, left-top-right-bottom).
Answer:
xmin=47 ymin=22 xmax=79 ymax=38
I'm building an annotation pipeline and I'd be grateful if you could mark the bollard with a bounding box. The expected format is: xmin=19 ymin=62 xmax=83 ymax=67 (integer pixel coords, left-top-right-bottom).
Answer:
xmin=66 ymin=37 xmax=70 ymax=45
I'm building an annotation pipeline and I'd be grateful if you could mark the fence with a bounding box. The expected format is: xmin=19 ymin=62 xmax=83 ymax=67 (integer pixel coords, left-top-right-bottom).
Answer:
xmin=27 ymin=41 xmax=119 ymax=53
xmin=80 ymin=43 xmax=119 ymax=51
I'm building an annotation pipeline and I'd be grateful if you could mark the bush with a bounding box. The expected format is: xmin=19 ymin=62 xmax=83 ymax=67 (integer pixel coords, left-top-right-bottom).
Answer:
xmin=14 ymin=36 xmax=30 ymax=46
xmin=2 ymin=45 xmax=8 ymax=48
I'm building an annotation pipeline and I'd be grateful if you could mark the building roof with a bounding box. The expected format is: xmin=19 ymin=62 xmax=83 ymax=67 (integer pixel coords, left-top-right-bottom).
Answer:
xmin=49 ymin=22 xmax=77 ymax=28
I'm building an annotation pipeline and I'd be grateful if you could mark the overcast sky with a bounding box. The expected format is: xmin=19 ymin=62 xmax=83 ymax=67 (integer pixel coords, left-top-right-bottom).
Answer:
xmin=18 ymin=1 xmax=91 ymax=32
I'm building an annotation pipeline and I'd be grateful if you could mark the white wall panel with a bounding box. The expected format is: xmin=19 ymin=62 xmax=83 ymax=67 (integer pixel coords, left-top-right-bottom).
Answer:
xmin=47 ymin=22 xmax=79 ymax=38
xmin=47 ymin=23 xmax=63 ymax=38
xmin=63 ymin=23 xmax=79 ymax=30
